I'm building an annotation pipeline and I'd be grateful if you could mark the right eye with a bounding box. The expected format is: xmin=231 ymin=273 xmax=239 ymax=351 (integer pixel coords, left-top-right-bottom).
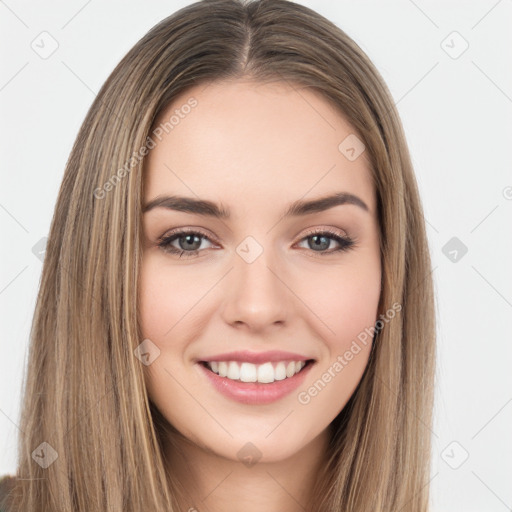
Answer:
xmin=157 ymin=229 xmax=217 ymax=258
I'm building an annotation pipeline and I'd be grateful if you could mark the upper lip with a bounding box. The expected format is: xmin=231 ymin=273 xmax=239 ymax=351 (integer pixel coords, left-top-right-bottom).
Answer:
xmin=197 ymin=350 xmax=313 ymax=364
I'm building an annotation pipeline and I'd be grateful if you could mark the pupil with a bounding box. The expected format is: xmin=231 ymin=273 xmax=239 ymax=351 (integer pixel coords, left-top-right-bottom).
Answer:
xmin=311 ymin=235 xmax=329 ymax=251
xmin=181 ymin=234 xmax=200 ymax=250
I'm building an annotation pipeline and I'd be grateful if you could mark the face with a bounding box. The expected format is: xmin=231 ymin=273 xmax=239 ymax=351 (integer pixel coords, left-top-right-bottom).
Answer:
xmin=139 ymin=79 xmax=381 ymax=464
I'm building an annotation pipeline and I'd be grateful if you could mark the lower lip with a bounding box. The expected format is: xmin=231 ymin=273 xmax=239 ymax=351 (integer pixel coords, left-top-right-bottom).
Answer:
xmin=198 ymin=361 xmax=314 ymax=405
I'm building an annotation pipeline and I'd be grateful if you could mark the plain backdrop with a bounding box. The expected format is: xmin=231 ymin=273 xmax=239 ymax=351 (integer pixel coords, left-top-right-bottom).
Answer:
xmin=1 ymin=1 xmax=511 ymax=510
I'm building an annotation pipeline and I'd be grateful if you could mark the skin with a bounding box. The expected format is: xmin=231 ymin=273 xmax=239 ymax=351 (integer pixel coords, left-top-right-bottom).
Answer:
xmin=139 ymin=78 xmax=381 ymax=512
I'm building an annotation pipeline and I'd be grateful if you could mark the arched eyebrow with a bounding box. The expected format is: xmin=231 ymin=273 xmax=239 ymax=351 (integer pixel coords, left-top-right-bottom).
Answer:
xmin=143 ymin=192 xmax=369 ymax=218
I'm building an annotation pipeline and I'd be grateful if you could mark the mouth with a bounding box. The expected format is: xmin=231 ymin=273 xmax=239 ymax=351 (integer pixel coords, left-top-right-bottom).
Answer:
xmin=197 ymin=357 xmax=316 ymax=405
xmin=199 ymin=359 xmax=315 ymax=384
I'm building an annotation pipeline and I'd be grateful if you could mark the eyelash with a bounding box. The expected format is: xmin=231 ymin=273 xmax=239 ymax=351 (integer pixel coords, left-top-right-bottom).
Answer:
xmin=156 ymin=227 xmax=357 ymax=258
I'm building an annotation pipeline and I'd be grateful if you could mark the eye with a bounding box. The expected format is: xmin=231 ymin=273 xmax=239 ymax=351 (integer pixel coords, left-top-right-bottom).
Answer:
xmin=156 ymin=227 xmax=356 ymax=258
xmin=157 ymin=229 xmax=217 ymax=258
xmin=295 ymin=228 xmax=356 ymax=256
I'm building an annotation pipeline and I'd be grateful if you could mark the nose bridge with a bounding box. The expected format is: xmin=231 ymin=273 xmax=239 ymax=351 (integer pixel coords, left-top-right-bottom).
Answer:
xmin=221 ymin=236 xmax=289 ymax=329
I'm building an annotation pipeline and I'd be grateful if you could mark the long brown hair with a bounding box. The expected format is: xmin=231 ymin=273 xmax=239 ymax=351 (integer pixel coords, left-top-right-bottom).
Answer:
xmin=4 ymin=0 xmax=436 ymax=510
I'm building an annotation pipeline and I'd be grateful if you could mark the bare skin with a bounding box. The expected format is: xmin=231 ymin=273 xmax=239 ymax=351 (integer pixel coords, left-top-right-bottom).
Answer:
xmin=139 ymin=78 xmax=381 ymax=511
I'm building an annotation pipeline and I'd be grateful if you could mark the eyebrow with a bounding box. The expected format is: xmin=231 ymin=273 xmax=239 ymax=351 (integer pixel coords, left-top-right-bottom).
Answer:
xmin=143 ymin=192 xmax=369 ymax=218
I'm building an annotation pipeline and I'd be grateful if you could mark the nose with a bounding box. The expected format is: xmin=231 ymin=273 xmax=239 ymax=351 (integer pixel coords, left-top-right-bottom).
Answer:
xmin=220 ymin=244 xmax=289 ymax=332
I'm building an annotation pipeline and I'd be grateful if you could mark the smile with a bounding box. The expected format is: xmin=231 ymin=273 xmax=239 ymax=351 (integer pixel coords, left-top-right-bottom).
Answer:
xmin=197 ymin=357 xmax=315 ymax=405
xmin=203 ymin=360 xmax=309 ymax=383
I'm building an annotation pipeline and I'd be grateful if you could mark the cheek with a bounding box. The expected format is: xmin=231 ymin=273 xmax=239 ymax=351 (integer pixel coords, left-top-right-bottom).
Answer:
xmin=292 ymin=254 xmax=380 ymax=412
xmin=137 ymin=258 xmax=202 ymax=433
xmin=138 ymin=275 xmax=173 ymax=342
xmin=294 ymin=267 xmax=379 ymax=423
xmin=297 ymin=259 xmax=381 ymax=353
xmin=138 ymin=256 xmax=209 ymax=403
xmin=138 ymin=255 xmax=200 ymax=341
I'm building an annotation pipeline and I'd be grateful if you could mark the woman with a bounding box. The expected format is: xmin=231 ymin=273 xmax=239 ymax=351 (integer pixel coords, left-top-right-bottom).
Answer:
xmin=1 ymin=0 xmax=436 ymax=510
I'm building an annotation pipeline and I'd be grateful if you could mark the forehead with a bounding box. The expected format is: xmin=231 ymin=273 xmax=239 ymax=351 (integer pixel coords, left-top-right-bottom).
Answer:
xmin=144 ymin=79 xmax=376 ymax=217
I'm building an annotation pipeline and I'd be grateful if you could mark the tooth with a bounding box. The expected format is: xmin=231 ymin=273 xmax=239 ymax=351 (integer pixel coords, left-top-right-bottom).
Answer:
xmin=218 ymin=361 xmax=228 ymax=377
xmin=240 ymin=362 xmax=257 ymax=382
xmin=257 ymin=362 xmax=275 ymax=383
xmin=211 ymin=360 xmax=309 ymax=382
xmin=274 ymin=362 xmax=286 ymax=381
xmin=227 ymin=361 xmax=240 ymax=380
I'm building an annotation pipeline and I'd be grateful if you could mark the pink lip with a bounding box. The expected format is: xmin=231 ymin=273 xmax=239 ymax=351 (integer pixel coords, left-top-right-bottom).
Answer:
xmin=197 ymin=360 xmax=314 ymax=405
xmin=197 ymin=350 xmax=311 ymax=364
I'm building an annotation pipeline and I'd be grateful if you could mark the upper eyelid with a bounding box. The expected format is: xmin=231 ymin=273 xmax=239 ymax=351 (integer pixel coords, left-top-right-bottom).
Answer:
xmin=301 ymin=226 xmax=348 ymax=238
xmin=159 ymin=227 xmax=219 ymax=244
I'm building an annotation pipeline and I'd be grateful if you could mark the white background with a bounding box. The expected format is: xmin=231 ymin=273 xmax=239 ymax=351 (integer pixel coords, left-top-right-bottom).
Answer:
xmin=1 ymin=1 xmax=511 ymax=510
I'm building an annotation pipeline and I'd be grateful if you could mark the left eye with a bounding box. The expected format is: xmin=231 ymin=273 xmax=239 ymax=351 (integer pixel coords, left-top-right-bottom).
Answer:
xmin=296 ymin=231 xmax=355 ymax=254
xmin=157 ymin=229 xmax=355 ymax=258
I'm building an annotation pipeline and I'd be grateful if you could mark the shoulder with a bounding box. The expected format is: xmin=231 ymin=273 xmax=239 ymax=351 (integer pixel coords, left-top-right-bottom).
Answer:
xmin=0 ymin=475 xmax=15 ymax=511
